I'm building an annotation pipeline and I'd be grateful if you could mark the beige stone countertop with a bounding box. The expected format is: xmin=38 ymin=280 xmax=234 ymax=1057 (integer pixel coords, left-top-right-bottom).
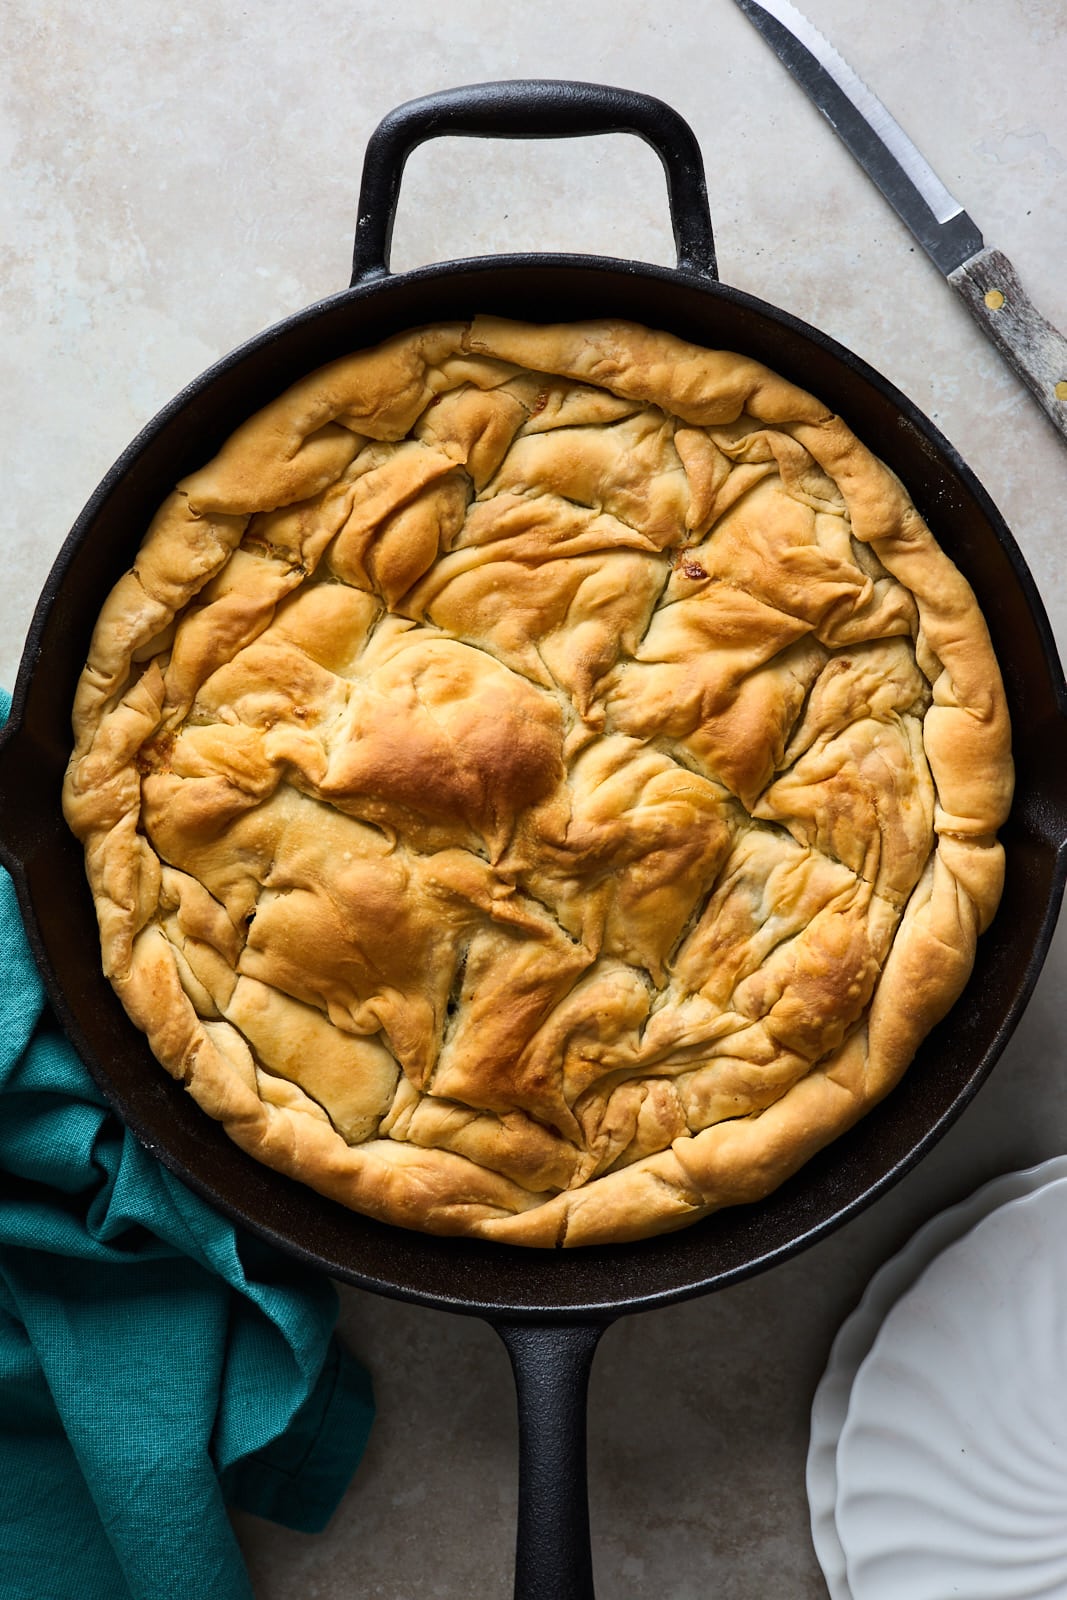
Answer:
xmin=3 ymin=0 xmax=1066 ymax=1595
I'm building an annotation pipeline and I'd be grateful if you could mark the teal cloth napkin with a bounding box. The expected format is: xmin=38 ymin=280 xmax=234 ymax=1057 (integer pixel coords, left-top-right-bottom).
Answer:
xmin=0 ymin=698 xmax=374 ymax=1599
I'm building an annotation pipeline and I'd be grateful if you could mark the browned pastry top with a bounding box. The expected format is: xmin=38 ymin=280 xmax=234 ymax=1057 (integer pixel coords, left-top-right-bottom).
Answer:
xmin=63 ymin=318 xmax=1012 ymax=1246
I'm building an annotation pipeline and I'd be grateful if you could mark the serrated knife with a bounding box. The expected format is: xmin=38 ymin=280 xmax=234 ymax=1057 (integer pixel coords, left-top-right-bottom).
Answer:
xmin=732 ymin=0 xmax=1067 ymax=441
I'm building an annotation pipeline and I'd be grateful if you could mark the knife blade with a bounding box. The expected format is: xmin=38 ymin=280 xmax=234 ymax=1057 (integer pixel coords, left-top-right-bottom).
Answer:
xmin=732 ymin=0 xmax=1067 ymax=441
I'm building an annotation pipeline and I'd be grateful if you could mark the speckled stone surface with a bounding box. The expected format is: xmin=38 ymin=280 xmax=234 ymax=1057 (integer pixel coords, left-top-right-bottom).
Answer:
xmin=4 ymin=0 xmax=1066 ymax=1594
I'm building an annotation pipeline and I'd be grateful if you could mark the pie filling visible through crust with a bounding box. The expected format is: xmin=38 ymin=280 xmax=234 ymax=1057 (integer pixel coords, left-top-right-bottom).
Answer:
xmin=63 ymin=318 xmax=1013 ymax=1247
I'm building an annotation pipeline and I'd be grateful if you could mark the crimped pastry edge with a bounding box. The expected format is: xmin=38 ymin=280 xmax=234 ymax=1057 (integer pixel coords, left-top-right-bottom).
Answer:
xmin=62 ymin=317 xmax=1013 ymax=1247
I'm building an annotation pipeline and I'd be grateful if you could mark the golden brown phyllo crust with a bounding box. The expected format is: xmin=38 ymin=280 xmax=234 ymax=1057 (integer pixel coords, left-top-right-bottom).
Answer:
xmin=62 ymin=318 xmax=1013 ymax=1246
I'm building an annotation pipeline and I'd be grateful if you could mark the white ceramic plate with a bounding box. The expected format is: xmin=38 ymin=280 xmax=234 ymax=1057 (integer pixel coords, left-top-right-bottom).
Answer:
xmin=834 ymin=1169 xmax=1067 ymax=1600
xmin=807 ymin=1156 xmax=1067 ymax=1600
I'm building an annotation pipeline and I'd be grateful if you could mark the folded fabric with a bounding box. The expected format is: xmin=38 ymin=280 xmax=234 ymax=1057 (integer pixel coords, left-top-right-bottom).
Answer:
xmin=0 ymin=696 xmax=374 ymax=1600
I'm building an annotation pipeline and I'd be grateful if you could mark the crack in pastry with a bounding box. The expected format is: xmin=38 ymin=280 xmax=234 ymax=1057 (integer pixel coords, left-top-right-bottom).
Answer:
xmin=63 ymin=317 xmax=1013 ymax=1246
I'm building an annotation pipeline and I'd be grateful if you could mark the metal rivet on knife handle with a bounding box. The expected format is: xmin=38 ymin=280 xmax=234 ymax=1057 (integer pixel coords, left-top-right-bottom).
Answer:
xmin=948 ymin=248 xmax=1067 ymax=441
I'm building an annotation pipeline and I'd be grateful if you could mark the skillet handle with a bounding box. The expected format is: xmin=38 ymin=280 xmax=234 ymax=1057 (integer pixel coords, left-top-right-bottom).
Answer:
xmin=495 ymin=1319 xmax=609 ymax=1600
xmin=351 ymin=79 xmax=716 ymax=284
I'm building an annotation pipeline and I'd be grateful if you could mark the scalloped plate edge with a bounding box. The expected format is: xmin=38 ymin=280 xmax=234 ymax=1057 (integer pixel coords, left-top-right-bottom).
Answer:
xmin=806 ymin=1155 xmax=1067 ymax=1600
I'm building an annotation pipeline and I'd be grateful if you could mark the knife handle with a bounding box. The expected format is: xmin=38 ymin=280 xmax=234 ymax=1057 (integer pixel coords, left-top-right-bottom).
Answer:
xmin=948 ymin=246 xmax=1067 ymax=442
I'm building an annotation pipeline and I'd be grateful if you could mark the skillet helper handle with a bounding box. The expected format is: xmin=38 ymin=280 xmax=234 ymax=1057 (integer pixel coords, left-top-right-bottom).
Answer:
xmin=352 ymin=79 xmax=716 ymax=283
xmin=495 ymin=1321 xmax=607 ymax=1600
xmin=948 ymin=246 xmax=1067 ymax=442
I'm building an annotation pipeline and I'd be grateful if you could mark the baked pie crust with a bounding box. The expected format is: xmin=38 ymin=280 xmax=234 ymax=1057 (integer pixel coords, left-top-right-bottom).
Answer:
xmin=63 ymin=318 xmax=1013 ymax=1246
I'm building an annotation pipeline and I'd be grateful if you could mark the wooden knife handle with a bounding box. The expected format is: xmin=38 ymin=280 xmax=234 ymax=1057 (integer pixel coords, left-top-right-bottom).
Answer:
xmin=949 ymin=246 xmax=1067 ymax=442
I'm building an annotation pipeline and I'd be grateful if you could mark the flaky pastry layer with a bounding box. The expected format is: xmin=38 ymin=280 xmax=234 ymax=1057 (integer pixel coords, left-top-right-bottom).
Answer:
xmin=63 ymin=318 xmax=1013 ymax=1246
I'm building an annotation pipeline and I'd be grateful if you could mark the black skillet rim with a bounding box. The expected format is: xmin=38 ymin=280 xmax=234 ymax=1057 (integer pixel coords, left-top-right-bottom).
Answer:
xmin=2 ymin=249 xmax=1066 ymax=1323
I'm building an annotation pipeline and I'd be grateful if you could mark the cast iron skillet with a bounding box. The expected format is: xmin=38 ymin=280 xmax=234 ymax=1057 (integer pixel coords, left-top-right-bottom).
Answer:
xmin=2 ymin=81 xmax=1067 ymax=1598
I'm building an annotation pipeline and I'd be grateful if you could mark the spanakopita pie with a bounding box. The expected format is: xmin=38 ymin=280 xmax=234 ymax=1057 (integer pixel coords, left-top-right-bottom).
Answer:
xmin=62 ymin=318 xmax=1013 ymax=1246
